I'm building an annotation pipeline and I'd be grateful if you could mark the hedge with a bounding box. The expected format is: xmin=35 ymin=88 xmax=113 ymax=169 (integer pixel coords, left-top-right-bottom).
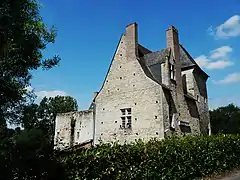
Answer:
xmin=60 ymin=134 xmax=240 ymax=180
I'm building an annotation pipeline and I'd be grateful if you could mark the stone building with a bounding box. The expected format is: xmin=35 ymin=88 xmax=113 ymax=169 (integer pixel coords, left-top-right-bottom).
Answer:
xmin=54 ymin=23 xmax=211 ymax=150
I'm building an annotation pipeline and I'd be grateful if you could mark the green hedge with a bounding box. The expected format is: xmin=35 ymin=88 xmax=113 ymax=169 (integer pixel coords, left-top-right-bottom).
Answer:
xmin=61 ymin=135 xmax=240 ymax=180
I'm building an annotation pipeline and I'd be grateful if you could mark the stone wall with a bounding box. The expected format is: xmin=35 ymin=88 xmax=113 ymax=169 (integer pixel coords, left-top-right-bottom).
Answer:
xmin=94 ymin=23 xmax=165 ymax=145
xmin=54 ymin=110 xmax=94 ymax=150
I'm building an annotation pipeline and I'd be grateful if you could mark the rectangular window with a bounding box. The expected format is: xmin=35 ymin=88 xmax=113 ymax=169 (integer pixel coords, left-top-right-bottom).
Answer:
xmin=121 ymin=109 xmax=126 ymax=115
xmin=120 ymin=108 xmax=132 ymax=129
xmin=77 ymin=132 xmax=80 ymax=139
xmin=121 ymin=117 xmax=126 ymax=128
xmin=127 ymin=108 xmax=131 ymax=115
xmin=127 ymin=116 xmax=132 ymax=128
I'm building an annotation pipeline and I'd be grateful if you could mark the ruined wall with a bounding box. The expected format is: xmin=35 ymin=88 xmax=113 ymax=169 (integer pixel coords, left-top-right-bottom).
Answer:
xmin=54 ymin=110 xmax=94 ymax=150
xmin=94 ymin=23 xmax=164 ymax=145
xmin=74 ymin=110 xmax=94 ymax=145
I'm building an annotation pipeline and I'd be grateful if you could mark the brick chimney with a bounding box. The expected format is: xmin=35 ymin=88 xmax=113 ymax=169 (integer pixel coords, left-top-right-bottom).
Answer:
xmin=166 ymin=25 xmax=182 ymax=92
xmin=125 ymin=22 xmax=138 ymax=59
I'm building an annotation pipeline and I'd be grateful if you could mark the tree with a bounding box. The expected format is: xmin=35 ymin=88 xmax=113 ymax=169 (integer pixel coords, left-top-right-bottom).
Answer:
xmin=0 ymin=0 xmax=60 ymax=126
xmin=21 ymin=95 xmax=78 ymax=137
xmin=210 ymin=104 xmax=240 ymax=134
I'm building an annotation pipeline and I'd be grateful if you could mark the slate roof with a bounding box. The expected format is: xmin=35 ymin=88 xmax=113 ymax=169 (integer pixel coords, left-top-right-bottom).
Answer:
xmin=138 ymin=44 xmax=207 ymax=86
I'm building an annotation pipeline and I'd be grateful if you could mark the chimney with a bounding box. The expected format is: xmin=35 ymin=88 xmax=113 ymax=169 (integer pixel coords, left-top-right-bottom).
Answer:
xmin=166 ymin=25 xmax=180 ymax=62
xmin=125 ymin=22 xmax=138 ymax=58
xmin=166 ymin=25 xmax=182 ymax=91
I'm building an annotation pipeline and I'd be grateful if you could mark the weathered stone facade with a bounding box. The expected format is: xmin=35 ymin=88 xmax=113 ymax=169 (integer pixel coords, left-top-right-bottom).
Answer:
xmin=54 ymin=23 xmax=211 ymax=150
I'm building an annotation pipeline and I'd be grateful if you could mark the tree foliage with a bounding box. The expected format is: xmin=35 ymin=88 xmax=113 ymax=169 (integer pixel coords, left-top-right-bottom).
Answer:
xmin=0 ymin=0 xmax=60 ymax=125
xmin=210 ymin=104 xmax=240 ymax=134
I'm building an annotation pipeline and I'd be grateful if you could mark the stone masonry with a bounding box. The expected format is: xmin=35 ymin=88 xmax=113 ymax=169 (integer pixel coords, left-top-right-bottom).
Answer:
xmin=54 ymin=23 xmax=211 ymax=150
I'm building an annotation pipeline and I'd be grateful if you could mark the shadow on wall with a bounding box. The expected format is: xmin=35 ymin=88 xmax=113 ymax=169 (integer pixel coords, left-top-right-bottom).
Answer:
xmin=186 ymin=98 xmax=199 ymax=119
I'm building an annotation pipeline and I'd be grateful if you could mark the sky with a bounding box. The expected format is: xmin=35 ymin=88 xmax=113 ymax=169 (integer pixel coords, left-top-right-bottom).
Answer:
xmin=30 ymin=0 xmax=240 ymax=110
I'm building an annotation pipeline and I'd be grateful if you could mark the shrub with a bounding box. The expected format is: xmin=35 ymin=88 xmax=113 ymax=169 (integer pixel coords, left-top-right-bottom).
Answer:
xmin=60 ymin=135 xmax=240 ymax=180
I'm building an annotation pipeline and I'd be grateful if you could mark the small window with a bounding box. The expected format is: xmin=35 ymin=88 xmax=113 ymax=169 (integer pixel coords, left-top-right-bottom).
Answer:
xmin=127 ymin=108 xmax=131 ymax=115
xmin=197 ymin=95 xmax=200 ymax=102
xmin=156 ymin=132 xmax=158 ymax=135
xmin=120 ymin=66 xmax=122 ymax=68
xmin=170 ymin=64 xmax=176 ymax=80
xmin=133 ymin=73 xmax=135 ymax=76
xmin=101 ymin=133 xmax=103 ymax=136
xmin=155 ymin=116 xmax=158 ymax=119
xmin=136 ymin=133 xmax=138 ymax=135
xmin=103 ymin=108 xmax=105 ymax=110
xmin=120 ymin=77 xmax=122 ymax=79
xmin=133 ymin=84 xmax=135 ymax=87
xmin=134 ymin=103 xmax=137 ymax=105
xmin=115 ymin=121 xmax=117 ymax=123
xmin=121 ymin=109 xmax=126 ymax=115
xmin=127 ymin=116 xmax=132 ymax=128
xmin=135 ymin=118 xmax=137 ymax=121
xmin=77 ymin=132 xmax=80 ymax=139
xmin=204 ymin=97 xmax=207 ymax=103
xmin=120 ymin=108 xmax=132 ymax=129
xmin=156 ymin=101 xmax=159 ymax=103
xmin=101 ymin=122 xmax=103 ymax=124
xmin=120 ymin=54 xmax=122 ymax=56
xmin=121 ymin=117 xmax=126 ymax=128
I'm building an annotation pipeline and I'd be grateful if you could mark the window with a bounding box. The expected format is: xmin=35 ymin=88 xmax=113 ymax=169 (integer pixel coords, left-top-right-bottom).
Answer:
xmin=127 ymin=116 xmax=132 ymax=128
xmin=121 ymin=117 xmax=126 ymax=128
xmin=197 ymin=95 xmax=200 ymax=102
xmin=56 ymin=132 xmax=60 ymax=142
xmin=170 ymin=64 xmax=176 ymax=80
xmin=120 ymin=108 xmax=132 ymax=129
xmin=77 ymin=132 xmax=80 ymax=139
xmin=127 ymin=108 xmax=131 ymax=114
xmin=204 ymin=97 xmax=207 ymax=103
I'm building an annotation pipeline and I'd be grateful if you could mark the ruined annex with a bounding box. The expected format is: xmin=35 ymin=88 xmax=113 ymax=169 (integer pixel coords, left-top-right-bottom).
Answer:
xmin=54 ymin=23 xmax=211 ymax=150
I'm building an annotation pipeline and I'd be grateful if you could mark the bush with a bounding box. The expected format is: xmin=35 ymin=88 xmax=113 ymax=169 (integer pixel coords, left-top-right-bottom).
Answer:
xmin=60 ymin=135 xmax=240 ymax=180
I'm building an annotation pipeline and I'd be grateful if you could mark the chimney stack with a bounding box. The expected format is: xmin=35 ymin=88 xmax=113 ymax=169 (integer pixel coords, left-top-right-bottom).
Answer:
xmin=125 ymin=22 xmax=138 ymax=58
xmin=166 ymin=25 xmax=180 ymax=62
xmin=166 ymin=25 xmax=183 ymax=92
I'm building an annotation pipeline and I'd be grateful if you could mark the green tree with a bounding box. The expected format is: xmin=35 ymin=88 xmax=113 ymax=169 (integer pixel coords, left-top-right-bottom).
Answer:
xmin=0 ymin=0 xmax=60 ymax=126
xmin=210 ymin=104 xmax=240 ymax=134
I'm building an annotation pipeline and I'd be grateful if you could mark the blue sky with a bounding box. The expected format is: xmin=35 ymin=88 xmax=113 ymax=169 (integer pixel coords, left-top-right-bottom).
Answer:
xmin=30 ymin=0 xmax=240 ymax=110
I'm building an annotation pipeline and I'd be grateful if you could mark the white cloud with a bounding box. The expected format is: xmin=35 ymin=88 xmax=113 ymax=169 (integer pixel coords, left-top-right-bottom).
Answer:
xmin=35 ymin=90 xmax=67 ymax=99
xmin=209 ymin=15 xmax=240 ymax=39
xmin=25 ymin=86 xmax=68 ymax=101
xmin=195 ymin=46 xmax=233 ymax=70
xmin=206 ymin=60 xmax=233 ymax=69
xmin=213 ymin=73 xmax=240 ymax=84
xmin=209 ymin=46 xmax=232 ymax=59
